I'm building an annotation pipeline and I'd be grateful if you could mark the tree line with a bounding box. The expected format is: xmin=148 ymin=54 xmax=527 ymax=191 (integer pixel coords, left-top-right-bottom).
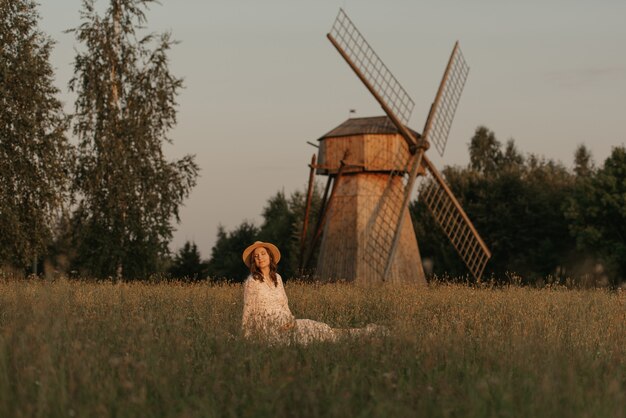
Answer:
xmin=197 ymin=127 xmax=625 ymax=286
xmin=413 ymin=127 xmax=625 ymax=286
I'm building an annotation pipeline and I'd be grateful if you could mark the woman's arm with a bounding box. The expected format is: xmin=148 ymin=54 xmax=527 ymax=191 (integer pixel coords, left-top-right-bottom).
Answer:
xmin=241 ymin=277 xmax=257 ymax=333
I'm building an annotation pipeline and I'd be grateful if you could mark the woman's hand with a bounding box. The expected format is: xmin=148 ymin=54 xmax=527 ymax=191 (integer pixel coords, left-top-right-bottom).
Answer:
xmin=280 ymin=321 xmax=295 ymax=331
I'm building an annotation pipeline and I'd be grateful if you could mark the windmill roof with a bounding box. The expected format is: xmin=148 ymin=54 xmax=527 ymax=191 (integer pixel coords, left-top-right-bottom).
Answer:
xmin=318 ymin=116 xmax=421 ymax=140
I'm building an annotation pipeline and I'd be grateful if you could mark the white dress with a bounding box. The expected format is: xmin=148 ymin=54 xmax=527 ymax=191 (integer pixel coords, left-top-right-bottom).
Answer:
xmin=241 ymin=273 xmax=338 ymax=345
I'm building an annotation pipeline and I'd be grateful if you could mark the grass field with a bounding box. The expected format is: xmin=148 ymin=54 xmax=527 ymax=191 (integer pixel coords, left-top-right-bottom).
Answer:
xmin=0 ymin=278 xmax=624 ymax=417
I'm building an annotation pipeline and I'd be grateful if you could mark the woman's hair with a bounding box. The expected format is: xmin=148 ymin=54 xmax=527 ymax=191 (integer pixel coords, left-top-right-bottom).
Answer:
xmin=249 ymin=248 xmax=278 ymax=286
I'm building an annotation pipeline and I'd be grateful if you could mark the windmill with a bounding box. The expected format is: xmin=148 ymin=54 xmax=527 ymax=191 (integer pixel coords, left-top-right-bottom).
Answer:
xmin=300 ymin=9 xmax=491 ymax=284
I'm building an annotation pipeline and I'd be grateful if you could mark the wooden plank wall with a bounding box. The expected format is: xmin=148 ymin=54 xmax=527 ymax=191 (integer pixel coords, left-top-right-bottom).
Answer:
xmin=317 ymin=134 xmax=410 ymax=174
xmin=316 ymin=172 xmax=426 ymax=285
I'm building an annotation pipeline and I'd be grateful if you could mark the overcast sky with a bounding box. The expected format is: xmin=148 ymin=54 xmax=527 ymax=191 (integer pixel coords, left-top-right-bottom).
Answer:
xmin=37 ymin=0 xmax=626 ymax=258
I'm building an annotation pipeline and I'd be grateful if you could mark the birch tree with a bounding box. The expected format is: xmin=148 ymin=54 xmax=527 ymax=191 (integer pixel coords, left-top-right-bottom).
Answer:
xmin=69 ymin=0 xmax=198 ymax=279
xmin=0 ymin=0 xmax=72 ymax=271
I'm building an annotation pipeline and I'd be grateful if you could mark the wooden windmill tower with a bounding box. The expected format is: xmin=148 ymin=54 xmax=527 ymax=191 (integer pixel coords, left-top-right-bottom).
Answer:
xmin=300 ymin=9 xmax=491 ymax=284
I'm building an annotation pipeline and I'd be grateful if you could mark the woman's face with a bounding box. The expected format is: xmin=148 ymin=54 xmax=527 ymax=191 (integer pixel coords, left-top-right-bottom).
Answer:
xmin=252 ymin=247 xmax=271 ymax=271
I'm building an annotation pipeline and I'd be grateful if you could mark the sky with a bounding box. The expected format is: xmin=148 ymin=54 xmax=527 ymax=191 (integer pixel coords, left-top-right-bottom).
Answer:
xmin=37 ymin=0 xmax=626 ymax=258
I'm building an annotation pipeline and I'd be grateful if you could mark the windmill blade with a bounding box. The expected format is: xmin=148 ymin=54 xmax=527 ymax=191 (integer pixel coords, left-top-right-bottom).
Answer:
xmin=380 ymin=149 xmax=426 ymax=280
xmin=422 ymin=42 xmax=469 ymax=157
xmin=377 ymin=43 xmax=469 ymax=279
xmin=327 ymin=9 xmax=417 ymax=150
xmin=362 ymin=154 xmax=411 ymax=281
xmin=419 ymin=156 xmax=491 ymax=280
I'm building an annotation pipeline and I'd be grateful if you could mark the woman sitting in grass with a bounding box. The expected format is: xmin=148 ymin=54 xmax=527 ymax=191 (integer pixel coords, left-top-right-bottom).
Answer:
xmin=241 ymin=241 xmax=384 ymax=345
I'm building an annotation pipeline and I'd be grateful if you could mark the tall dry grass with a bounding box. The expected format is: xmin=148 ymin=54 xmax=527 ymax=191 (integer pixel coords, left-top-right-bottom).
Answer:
xmin=0 ymin=278 xmax=624 ymax=417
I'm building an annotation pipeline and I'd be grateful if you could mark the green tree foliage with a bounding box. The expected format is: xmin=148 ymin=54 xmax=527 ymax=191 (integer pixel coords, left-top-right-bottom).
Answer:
xmin=257 ymin=188 xmax=324 ymax=279
xmin=0 ymin=0 xmax=73 ymax=270
xmin=207 ymin=184 xmax=324 ymax=282
xmin=412 ymin=126 xmax=576 ymax=282
xmin=168 ymin=241 xmax=208 ymax=281
xmin=257 ymin=191 xmax=297 ymax=278
xmin=207 ymin=222 xmax=260 ymax=282
xmin=573 ymin=144 xmax=594 ymax=178
xmin=566 ymin=146 xmax=626 ymax=284
xmin=468 ymin=126 xmax=502 ymax=173
xmin=68 ymin=0 xmax=198 ymax=279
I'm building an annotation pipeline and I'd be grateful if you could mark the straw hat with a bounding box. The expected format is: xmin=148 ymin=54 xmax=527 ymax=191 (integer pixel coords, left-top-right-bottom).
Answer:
xmin=242 ymin=241 xmax=281 ymax=267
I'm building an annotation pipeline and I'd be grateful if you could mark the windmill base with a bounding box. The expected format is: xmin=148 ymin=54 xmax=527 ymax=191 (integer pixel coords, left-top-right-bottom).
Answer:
xmin=315 ymin=173 xmax=427 ymax=286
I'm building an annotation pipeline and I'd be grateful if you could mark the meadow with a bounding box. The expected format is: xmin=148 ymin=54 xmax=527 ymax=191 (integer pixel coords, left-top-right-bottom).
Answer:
xmin=0 ymin=278 xmax=624 ymax=418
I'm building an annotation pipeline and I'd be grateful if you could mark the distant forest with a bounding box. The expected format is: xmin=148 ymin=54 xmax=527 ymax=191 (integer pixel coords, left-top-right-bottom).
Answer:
xmin=203 ymin=126 xmax=626 ymax=287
